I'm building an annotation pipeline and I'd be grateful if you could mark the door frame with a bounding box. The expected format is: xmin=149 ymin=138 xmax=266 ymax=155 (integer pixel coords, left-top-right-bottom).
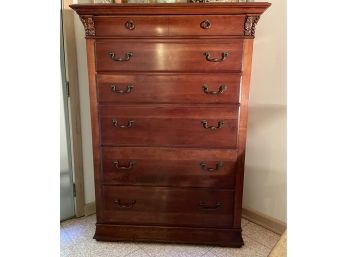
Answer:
xmin=61 ymin=0 xmax=85 ymax=217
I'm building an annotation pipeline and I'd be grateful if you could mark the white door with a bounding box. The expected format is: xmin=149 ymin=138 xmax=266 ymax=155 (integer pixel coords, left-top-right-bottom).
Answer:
xmin=60 ymin=12 xmax=75 ymax=220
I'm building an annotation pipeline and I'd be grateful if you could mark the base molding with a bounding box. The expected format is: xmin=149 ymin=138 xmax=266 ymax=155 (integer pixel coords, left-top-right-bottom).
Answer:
xmin=84 ymin=201 xmax=96 ymax=216
xmin=242 ymin=207 xmax=286 ymax=235
xmin=94 ymin=224 xmax=244 ymax=247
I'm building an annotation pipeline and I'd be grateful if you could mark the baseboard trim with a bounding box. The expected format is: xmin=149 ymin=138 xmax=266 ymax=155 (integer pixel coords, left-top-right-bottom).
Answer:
xmin=84 ymin=201 xmax=96 ymax=216
xmin=242 ymin=207 xmax=286 ymax=235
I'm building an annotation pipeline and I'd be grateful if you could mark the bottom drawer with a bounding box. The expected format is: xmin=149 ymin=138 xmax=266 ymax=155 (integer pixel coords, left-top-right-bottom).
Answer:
xmin=100 ymin=186 xmax=235 ymax=229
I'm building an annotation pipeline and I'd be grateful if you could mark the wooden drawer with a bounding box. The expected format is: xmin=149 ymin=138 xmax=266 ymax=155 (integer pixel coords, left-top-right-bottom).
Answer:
xmin=101 ymin=147 xmax=237 ymax=188
xmin=100 ymin=185 xmax=235 ymax=228
xmin=168 ymin=15 xmax=245 ymax=36
xmin=97 ymin=73 xmax=241 ymax=104
xmin=95 ymin=40 xmax=243 ymax=72
xmin=94 ymin=16 xmax=168 ymax=37
xmin=93 ymin=15 xmax=245 ymax=37
xmin=99 ymin=105 xmax=239 ymax=148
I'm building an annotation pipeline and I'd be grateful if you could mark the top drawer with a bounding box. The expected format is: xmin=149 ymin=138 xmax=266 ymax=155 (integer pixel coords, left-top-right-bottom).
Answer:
xmin=93 ymin=15 xmax=245 ymax=37
xmin=94 ymin=16 xmax=168 ymax=37
xmin=168 ymin=15 xmax=245 ymax=36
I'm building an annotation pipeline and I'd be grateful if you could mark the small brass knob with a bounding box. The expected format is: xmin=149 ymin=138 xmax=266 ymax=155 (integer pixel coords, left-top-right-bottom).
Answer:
xmin=125 ymin=20 xmax=135 ymax=30
xmin=200 ymin=20 xmax=211 ymax=29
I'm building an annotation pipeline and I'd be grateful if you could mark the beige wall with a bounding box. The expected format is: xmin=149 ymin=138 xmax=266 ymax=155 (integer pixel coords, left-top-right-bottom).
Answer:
xmin=73 ymin=0 xmax=95 ymax=204
xmin=243 ymin=0 xmax=287 ymax=223
xmin=72 ymin=0 xmax=287 ymax=221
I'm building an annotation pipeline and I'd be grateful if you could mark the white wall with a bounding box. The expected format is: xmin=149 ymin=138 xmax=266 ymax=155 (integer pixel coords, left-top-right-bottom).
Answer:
xmin=72 ymin=0 xmax=287 ymax=221
xmin=243 ymin=0 xmax=287 ymax=223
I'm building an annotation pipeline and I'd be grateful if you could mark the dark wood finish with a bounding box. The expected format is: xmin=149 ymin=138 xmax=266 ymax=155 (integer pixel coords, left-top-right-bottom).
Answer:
xmin=100 ymin=185 xmax=235 ymax=228
xmin=99 ymin=105 xmax=238 ymax=148
xmin=95 ymin=40 xmax=243 ymax=72
xmin=95 ymin=224 xmax=243 ymax=247
xmin=70 ymin=3 xmax=271 ymax=17
xmin=71 ymin=2 xmax=270 ymax=247
xmin=94 ymin=15 xmax=246 ymax=37
xmin=168 ymin=15 xmax=245 ymax=36
xmin=233 ymin=39 xmax=254 ymax=228
xmin=101 ymin=147 xmax=238 ymax=188
xmin=97 ymin=73 xmax=241 ymax=104
xmin=85 ymin=38 xmax=103 ymax=222
xmin=94 ymin=16 xmax=168 ymax=37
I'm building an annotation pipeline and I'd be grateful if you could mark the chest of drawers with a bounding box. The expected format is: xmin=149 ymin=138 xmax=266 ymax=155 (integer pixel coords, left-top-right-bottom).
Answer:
xmin=71 ymin=2 xmax=270 ymax=247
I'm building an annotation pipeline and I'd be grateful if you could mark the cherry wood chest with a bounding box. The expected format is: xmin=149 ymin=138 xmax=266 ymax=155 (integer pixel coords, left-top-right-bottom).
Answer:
xmin=71 ymin=2 xmax=270 ymax=247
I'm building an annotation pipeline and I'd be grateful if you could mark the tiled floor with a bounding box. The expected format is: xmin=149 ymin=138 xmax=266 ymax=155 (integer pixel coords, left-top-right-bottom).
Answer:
xmin=61 ymin=215 xmax=280 ymax=257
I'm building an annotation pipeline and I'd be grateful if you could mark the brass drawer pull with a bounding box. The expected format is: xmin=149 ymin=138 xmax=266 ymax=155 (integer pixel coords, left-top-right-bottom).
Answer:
xmin=113 ymin=160 xmax=136 ymax=170
xmin=112 ymin=119 xmax=135 ymax=128
xmin=198 ymin=201 xmax=221 ymax=211
xmin=200 ymin=20 xmax=211 ymax=29
xmin=108 ymin=52 xmax=133 ymax=62
xmin=203 ymin=52 xmax=229 ymax=62
xmin=114 ymin=199 xmax=136 ymax=209
xmin=125 ymin=20 xmax=135 ymax=30
xmin=201 ymin=120 xmax=224 ymax=130
xmin=202 ymin=84 xmax=227 ymax=95
xmin=200 ymin=161 xmax=223 ymax=172
xmin=111 ymin=85 xmax=134 ymax=94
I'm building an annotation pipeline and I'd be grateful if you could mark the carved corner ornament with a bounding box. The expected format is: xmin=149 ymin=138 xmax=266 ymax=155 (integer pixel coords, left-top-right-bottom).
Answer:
xmin=244 ymin=16 xmax=260 ymax=37
xmin=80 ymin=16 xmax=95 ymax=37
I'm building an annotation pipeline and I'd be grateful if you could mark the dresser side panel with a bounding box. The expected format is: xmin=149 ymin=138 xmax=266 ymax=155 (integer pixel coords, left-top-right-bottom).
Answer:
xmin=86 ymin=38 xmax=102 ymax=222
xmin=234 ymin=39 xmax=254 ymax=228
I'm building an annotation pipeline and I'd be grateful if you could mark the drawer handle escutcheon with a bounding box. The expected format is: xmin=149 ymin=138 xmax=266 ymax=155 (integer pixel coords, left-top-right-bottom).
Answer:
xmin=200 ymin=20 xmax=211 ymax=29
xmin=198 ymin=201 xmax=221 ymax=211
xmin=201 ymin=120 xmax=224 ymax=130
xmin=125 ymin=20 xmax=135 ymax=30
xmin=200 ymin=161 xmax=224 ymax=172
xmin=111 ymin=85 xmax=134 ymax=94
xmin=203 ymin=52 xmax=229 ymax=62
xmin=114 ymin=199 xmax=136 ymax=209
xmin=112 ymin=119 xmax=135 ymax=128
xmin=113 ymin=160 xmax=136 ymax=170
xmin=202 ymin=84 xmax=227 ymax=95
xmin=108 ymin=52 xmax=133 ymax=62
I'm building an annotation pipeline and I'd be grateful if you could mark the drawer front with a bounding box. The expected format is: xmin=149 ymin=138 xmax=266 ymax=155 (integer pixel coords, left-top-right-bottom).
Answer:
xmin=100 ymin=185 xmax=235 ymax=228
xmin=97 ymin=73 xmax=241 ymax=104
xmin=99 ymin=105 xmax=239 ymax=148
xmin=168 ymin=15 xmax=245 ymax=36
xmin=101 ymin=147 xmax=237 ymax=188
xmin=94 ymin=16 xmax=168 ymax=37
xmin=95 ymin=40 xmax=243 ymax=72
xmin=93 ymin=15 xmax=245 ymax=37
